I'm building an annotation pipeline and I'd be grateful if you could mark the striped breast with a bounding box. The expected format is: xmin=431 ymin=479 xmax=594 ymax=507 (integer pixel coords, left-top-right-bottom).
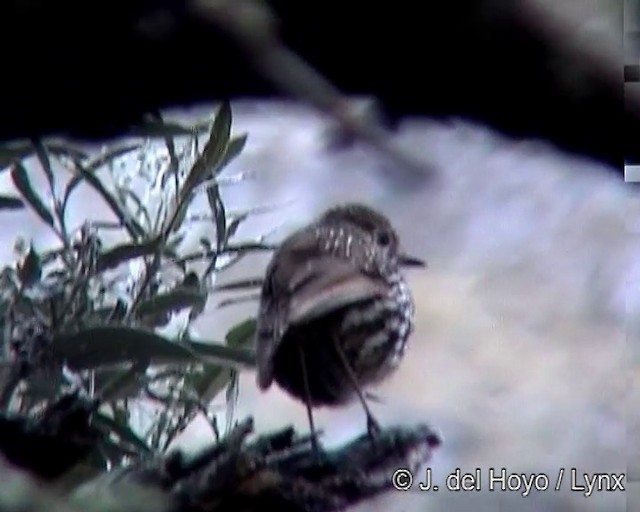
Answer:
xmin=340 ymin=272 xmax=415 ymax=384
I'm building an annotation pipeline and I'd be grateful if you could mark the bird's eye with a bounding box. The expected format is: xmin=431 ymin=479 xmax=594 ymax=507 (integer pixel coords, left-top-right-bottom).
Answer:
xmin=376 ymin=230 xmax=391 ymax=247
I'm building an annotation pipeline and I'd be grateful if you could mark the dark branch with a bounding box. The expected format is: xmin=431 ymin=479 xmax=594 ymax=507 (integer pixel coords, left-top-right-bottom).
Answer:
xmin=0 ymin=391 xmax=440 ymax=512
xmin=0 ymin=391 xmax=101 ymax=480
xmin=74 ymin=417 xmax=441 ymax=512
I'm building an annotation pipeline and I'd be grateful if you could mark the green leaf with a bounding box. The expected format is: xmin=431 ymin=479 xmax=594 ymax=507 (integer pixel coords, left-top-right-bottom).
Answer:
xmin=189 ymin=341 xmax=257 ymax=368
xmin=202 ymin=101 xmax=233 ymax=175
xmin=10 ymin=162 xmax=55 ymax=228
xmin=51 ymin=326 xmax=254 ymax=370
xmin=32 ymin=139 xmax=55 ymax=190
xmin=135 ymin=287 xmax=207 ymax=325
xmin=0 ymin=195 xmax=24 ymax=210
xmin=207 ymin=186 xmax=226 ymax=250
xmin=225 ymin=318 xmax=257 ymax=346
xmin=218 ymin=133 xmax=248 ymax=170
xmin=182 ymin=101 xmax=232 ymax=195
xmin=165 ymin=103 xmax=234 ymax=236
xmin=202 ymin=186 xmax=225 ymax=280
xmin=96 ymin=239 xmax=161 ymax=272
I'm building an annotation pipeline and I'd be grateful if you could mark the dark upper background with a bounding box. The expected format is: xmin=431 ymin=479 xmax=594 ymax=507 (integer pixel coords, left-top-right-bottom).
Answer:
xmin=0 ymin=0 xmax=635 ymax=171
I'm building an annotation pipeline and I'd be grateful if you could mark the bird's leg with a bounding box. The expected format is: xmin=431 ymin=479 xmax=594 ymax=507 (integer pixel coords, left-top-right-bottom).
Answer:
xmin=331 ymin=337 xmax=381 ymax=441
xmin=298 ymin=345 xmax=322 ymax=459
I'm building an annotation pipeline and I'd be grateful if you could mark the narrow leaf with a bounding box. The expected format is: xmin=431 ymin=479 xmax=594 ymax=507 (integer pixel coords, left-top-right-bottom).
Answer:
xmin=96 ymin=239 xmax=160 ymax=272
xmin=0 ymin=195 xmax=24 ymax=210
xmin=10 ymin=162 xmax=55 ymax=227
xmin=32 ymin=139 xmax=55 ymax=190
xmin=218 ymin=133 xmax=248 ymax=170
xmin=135 ymin=287 xmax=207 ymax=322
xmin=225 ymin=318 xmax=257 ymax=346
xmin=51 ymin=326 xmax=254 ymax=370
xmin=181 ymin=102 xmax=232 ymax=195
xmin=202 ymin=101 xmax=233 ymax=174
xmin=165 ymin=104 xmax=234 ymax=236
xmin=208 ymin=186 xmax=226 ymax=250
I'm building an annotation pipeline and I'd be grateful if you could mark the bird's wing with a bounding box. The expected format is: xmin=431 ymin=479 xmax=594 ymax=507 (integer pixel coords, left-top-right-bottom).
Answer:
xmin=254 ymin=227 xmax=385 ymax=390
xmin=286 ymin=256 xmax=386 ymax=325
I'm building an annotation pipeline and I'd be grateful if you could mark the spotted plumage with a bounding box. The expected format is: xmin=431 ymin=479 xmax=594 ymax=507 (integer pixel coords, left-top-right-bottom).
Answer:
xmin=254 ymin=203 xmax=425 ymax=440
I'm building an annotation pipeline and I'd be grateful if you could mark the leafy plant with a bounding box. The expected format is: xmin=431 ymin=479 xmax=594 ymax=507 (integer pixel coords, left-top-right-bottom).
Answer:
xmin=0 ymin=102 xmax=274 ymax=482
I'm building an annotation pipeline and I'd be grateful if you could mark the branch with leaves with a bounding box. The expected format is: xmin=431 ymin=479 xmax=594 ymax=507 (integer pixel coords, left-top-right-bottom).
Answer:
xmin=0 ymin=102 xmax=269 ymax=476
xmin=0 ymin=399 xmax=441 ymax=512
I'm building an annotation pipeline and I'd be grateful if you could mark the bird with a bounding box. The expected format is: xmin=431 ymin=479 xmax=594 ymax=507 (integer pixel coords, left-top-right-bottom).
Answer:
xmin=254 ymin=202 xmax=426 ymax=450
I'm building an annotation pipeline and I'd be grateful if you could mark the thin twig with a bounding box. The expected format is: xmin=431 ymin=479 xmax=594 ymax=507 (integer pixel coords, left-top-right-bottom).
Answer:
xmin=189 ymin=0 xmax=438 ymax=183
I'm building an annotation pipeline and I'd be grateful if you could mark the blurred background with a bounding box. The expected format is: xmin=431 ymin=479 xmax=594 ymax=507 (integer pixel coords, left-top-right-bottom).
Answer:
xmin=0 ymin=0 xmax=635 ymax=511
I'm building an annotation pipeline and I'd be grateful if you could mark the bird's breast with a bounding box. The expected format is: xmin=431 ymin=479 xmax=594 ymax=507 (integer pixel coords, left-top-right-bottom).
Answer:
xmin=270 ymin=275 xmax=416 ymax=407
xmin=350 ymin=277 xmax=414 ymax=376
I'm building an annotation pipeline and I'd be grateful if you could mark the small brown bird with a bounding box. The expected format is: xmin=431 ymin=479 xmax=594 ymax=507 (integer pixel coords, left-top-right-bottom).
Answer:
xmin=254 ymin=203 xmax=425 ymax=447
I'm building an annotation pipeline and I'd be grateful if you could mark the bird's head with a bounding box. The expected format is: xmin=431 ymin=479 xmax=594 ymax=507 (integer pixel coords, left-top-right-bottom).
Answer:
xmin=318 ymin=203 xmax=426 ymax=277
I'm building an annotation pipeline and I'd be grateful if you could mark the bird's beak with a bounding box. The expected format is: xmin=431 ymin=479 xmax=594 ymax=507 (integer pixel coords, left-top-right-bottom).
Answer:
xmin=398 ymin=253 xmax=427 ymax=268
